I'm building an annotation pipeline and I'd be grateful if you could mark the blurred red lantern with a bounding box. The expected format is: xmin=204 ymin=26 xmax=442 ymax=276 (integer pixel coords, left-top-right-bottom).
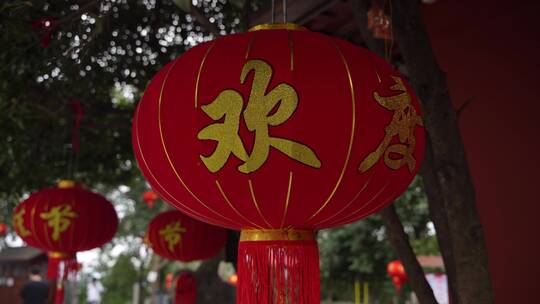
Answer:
xmin=134 ymin=23 xmax=424 ymax=303
xmin=387 ymin=260 xmax=408 ymax=292
xmin=146 ymin=210 xmax=227 ymax=262
xmin=0 ymin=223 xmax=8 ymax=237
xmin=166 ymin=273 xmax=174 ymax=289
xmin=227 ymin=274 xmax=238 ymax=286
xmin=13 ymin=180 xmax=118 ymax=280
xmin=175 ymin=272 xmax=196 ymax=304
xmin=143 ymin=191 xmax=159 ymax=208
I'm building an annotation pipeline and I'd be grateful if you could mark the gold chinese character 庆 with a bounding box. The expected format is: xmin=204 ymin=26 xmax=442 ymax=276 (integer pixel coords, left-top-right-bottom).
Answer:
xmin=40 ymin=205 xmax=78 ymax=241
xmin=14 ymin=207 xmax=31 ymax=237
xmin=359 ymin=76 xmax=423 ymax=173
xmin=198 ymin=59 xmax=321 ymax=174
xmin=159 ymin=221 xmax=186 ymax=252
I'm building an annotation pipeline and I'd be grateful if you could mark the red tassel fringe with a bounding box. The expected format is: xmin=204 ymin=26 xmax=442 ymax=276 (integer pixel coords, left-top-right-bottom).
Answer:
xmin=47 ymin=256 xmax=62 ymax=280
xmin=237 ymin=240 xmax=320 ymax=304
xmin=47 ymin=253 xmax=78 ymax=304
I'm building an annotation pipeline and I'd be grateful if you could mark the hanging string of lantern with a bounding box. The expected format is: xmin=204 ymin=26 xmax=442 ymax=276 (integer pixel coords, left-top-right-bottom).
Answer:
xmin=133 ymin=0 xmax=424 ymax=302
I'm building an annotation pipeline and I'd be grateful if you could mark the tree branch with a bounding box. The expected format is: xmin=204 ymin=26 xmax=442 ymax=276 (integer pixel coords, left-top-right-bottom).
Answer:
xmin=380 ymin=205 xmax=438 ymax=304
xmin=190 ymin=4 xmax=221 ymax=37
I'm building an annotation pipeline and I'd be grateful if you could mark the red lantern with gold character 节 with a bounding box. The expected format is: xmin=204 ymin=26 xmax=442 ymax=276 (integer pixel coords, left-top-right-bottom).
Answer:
xmin=133 ymin=22 xmax=424 ymax=303
xmin=13 ymin=180 xmax=118 ymax=280
xmin=146 ymin=210 xmax=227 ymax=262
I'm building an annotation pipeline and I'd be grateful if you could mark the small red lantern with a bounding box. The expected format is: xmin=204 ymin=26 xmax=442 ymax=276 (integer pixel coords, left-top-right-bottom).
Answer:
xmin=227 ymin=274 xmax=238 ymax=286
xmin=166 ymin=273 xmax=174 ymax=289
xmin=146 ymin=210 xmax=227 ymax=262
xmin=143 ymin=191 xmax=159 ymax=208
xmin=13 ymin=180 xmax=118 ymax=279
xmin=0 ymin=223 xmax=8 ymax=237
xmin=367 ymin=7 xmax=392 ymax=40
xmin=134 ymin=23 xmax=424 ymax=303
xmin=175 ymin=272 xmax=196 ymax=304
xmin=387 ymin=260 xmax=408 ymax=292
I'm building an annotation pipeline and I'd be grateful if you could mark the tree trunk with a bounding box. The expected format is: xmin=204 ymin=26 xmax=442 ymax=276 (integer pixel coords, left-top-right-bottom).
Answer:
xmin=380 ymin=205 xmax=438 ymax=304
xmin=194 ymin=252 xmax=236 ymax=304
xmin=351 ymin=2 xmax=437 ymax=303
xmin=390 ymin=1 xmax=493 ymax=303
xmin=420 ymin=147 xmax=459 ymax=303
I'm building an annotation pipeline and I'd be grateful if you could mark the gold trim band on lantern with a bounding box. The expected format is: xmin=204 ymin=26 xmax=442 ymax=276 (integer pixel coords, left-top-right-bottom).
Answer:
xmin=240 ymin=229 xmax=315 ymax=242
xmin=248 ymin=23 xmax=307 ymax=32
xmin=48 ymin=252 xmax=74 ymax=259
xmin=58 ymin=180 xmax=76 ymax=189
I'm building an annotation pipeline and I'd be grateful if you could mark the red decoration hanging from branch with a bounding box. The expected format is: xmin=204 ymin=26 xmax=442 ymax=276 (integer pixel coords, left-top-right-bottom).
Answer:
xmin=367 ymin=5 xmax=392 ymax=40
xmin=133 ymin=23 xmax=424 ymax=303
xmin=31 ymin=17 xmax=58 ymax=48
xmin=146 ymin=210 xmax=227 ymax=262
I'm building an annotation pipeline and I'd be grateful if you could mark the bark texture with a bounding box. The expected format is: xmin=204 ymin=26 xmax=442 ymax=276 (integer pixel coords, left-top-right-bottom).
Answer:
xmin=380 ymin=205 xmax=438 ymax=304
xmin=390 ymin=1 xmax=493 ymax=303
xmin=194 ymin=252 xmax=236 ymax=304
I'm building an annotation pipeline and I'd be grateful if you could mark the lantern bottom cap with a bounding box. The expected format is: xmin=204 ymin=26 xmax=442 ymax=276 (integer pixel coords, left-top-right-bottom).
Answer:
xmin=48 ymin=251 xmax=75 ymax=259
xmin=240 ymin=228 xmax=315 ymax=242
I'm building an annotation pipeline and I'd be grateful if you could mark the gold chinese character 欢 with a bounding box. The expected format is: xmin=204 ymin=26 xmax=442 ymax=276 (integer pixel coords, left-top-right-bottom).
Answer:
xmin=159 ymin=221 xmax=186 ymax=252
xmin=359 ymin=76 xmax=423 ymax=173
xmin=13 ymin=207 xmax=31 ymax=237
xmin=197 ymin=59 xmax=321 ymax=174
xmin=40 ymin=205 xmax=78 ymax=241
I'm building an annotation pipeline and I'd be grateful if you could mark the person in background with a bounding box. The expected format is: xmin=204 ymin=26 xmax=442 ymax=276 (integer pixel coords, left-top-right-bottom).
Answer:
xmin=87 ymin=277 xmax=104 ymax=304
xmin=20 ymin=268 xmax=49 ymax=304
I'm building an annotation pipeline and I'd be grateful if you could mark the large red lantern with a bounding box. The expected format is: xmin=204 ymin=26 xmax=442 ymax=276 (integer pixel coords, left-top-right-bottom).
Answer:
xmin=387 ymin=260 xmax=408 ymax=293
xmin=13 ymin=180 xmax=118 ymax=279
xmin=134 ymin=23 xmax=424 ymax=303
xmin=146 ymin=210 xmax=227 ymax=262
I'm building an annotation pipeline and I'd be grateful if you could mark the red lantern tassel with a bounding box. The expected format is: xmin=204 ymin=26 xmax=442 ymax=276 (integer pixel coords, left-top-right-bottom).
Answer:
xmin=47 ymin=252 xmax=76 ymax=280
xmin=237 ymin=230 xmax=320 ymax=304
xmin=54 ymin=283 xmax=64 ymax=304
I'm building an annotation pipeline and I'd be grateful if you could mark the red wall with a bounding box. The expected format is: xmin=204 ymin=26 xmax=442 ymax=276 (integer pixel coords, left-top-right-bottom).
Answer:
xmin=422 ymin=1 xmax=540 ymax=302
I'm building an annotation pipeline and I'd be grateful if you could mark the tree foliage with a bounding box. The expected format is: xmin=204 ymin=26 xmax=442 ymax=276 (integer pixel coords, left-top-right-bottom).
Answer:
xmin=0 ymin=0 xmax=243 ymax=221
xmin=319 ymin=179 xmax=438 ymax=301
xmin=101 ymin=253 xmax=139 ymax=304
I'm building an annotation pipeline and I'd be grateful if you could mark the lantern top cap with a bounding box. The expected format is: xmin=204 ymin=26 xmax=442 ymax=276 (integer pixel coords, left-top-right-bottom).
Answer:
xmin=248 ymin=23 xmax=307 ymax=32
xmin=58 ymin=180 xmax=77 ymax=189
